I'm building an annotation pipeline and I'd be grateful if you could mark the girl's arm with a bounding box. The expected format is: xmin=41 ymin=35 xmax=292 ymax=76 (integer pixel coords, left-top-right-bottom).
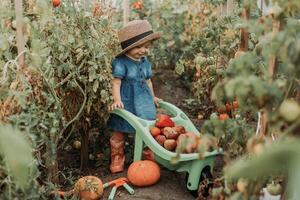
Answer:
xmin=110 ymin=78 xmax=124 ymax=110
xmin=147 ymin=79 xmax=160 ymax=106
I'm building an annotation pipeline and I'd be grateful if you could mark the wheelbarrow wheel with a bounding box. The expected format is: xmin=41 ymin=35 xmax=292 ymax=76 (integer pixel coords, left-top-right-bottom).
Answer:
xmin=186 ymin=168 xmax=213 ymax=197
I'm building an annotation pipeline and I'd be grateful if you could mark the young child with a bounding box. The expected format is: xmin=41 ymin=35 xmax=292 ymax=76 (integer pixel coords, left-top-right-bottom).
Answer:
xmin=107 ymin=20 xmax=161 ymax=173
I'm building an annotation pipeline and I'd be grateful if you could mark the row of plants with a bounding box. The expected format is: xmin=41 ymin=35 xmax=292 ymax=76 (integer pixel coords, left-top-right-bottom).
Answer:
xmin=195 ymin=0 xmax=300 ymax=199
xmin=0 ymin=0 xmax=118 ymax=199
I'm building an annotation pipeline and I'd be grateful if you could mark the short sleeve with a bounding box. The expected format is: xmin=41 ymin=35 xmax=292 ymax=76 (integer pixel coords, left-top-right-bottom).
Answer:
xmin=112 ymin=59 xmax=126 ymax=79
xmin=145 ymin=59 xmax=153 ymax=80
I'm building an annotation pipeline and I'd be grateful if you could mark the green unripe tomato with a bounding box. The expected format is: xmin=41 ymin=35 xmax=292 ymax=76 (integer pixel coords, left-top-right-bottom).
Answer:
xmin=267 ymin=183 xmax=282 ymax=196
xmin=210 ymin=112 xmax=218 ymax=120
xmin=279 ymin=100 xmax=300 ymax=122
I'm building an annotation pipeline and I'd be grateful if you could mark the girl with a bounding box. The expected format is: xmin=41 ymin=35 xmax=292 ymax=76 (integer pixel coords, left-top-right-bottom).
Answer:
xmin=107 ymin=20 xmax=161 ymax=173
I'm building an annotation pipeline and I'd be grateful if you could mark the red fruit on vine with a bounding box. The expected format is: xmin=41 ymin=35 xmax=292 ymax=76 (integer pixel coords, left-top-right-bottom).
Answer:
xmin=217 ymin=105 xmax=227 ymax=113
xmin=225 ymin=103 xmax=233 ymax=112
xmin=219 ymin=113 xmax=229 ymax=120
xmin=93 ymin=3 xmax=102 ymax=17
xmin=52 ymin=0 xmax=61 ymax=7
xmin=232 ymin=100 xmax=239 ymax=109
xmin=132 ymin=1 xmax=143 ymax=10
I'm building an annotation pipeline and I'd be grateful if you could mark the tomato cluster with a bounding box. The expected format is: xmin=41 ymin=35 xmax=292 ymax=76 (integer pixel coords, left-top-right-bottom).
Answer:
xmin=132 ymin=1 xmax=143 ymax=10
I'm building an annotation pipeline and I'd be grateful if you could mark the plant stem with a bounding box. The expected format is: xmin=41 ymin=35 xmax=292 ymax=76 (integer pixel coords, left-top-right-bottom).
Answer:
xmin=284 ymin=78 xmax=294 ymax=100
xmin=56 ymin=79 xmax=87 ymax=146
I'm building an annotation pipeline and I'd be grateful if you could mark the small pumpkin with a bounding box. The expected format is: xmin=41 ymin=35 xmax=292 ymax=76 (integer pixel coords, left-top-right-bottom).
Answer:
xmin=74 ymin=176 xmax=103 ymax=200
xmin=127 ymin=160 xmax=160 ymax=187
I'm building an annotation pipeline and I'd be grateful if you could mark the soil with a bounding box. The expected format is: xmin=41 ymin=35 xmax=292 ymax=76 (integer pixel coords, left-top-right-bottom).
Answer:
xmin=57 ymin=69 xmax=224 ymax=200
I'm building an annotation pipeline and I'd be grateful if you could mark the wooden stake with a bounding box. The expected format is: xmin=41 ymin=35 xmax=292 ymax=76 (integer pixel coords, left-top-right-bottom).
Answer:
xmin=268 ymin=20 xmax=280 ymax=81
xmin=123 ymin=0 xmax=130 ymax=25
xmin=227 ymin=0 xmax=234 ymax=15
xmin=259 ymin=19 xmax=280 ymax=136
xmin=14 ymin=0 xmax=26 ymax=70
xmin=239 ymin=8 xmax=250 ymax=51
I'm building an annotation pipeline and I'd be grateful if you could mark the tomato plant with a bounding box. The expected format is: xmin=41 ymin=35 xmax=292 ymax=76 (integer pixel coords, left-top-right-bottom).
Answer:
xmin=208 ymin=0 xmax=300 ymax=199
xmin=0 ymin=0 xmax=118 ymax=198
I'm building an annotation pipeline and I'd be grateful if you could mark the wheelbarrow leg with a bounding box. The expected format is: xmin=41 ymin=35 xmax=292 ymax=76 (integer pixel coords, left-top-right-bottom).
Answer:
xmin=187 ymin=160 xmax=203 ymax=191
xmin=134 ymin=132 xmax=143 ymax=161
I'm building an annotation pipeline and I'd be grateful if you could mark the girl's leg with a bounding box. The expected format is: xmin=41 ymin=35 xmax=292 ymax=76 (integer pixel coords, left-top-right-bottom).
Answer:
xmin=110 ymin=131 xmax=125 ymax=173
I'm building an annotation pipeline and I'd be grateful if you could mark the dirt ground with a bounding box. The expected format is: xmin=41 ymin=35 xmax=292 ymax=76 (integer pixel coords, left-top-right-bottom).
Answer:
xmin=101 ymin=69 xmax=223 ymax=200
xmin=101 ymin=169 xmax=195 ymax=200
xmin=58 ymin=69 xmax=224 ymax=200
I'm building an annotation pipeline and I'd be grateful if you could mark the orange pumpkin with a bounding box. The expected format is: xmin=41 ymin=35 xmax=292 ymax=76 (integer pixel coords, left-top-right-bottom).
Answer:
xmin=127 ymin=160 xmax=160 ymax=187
xmin=74 ymin=176 xmax=103 ymax=200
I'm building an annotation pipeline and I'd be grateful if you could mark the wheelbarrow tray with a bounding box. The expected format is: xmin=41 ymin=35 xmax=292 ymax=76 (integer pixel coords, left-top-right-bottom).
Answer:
xmin=111 ymin=100 xmax=221 ymax=191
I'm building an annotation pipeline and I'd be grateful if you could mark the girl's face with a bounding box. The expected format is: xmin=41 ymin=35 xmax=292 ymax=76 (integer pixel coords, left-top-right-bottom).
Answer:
xmin=126 ymin=41 xmax=152 ymax=60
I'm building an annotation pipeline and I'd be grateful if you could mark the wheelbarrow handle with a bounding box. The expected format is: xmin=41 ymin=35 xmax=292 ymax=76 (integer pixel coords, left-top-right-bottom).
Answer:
xmin=123 ymin=183 xmax=135 ymax=194
xmin=108 ymin=186 xmax=117 ymax=200
xmin=103 ymin=182 xmax=110 ymax=188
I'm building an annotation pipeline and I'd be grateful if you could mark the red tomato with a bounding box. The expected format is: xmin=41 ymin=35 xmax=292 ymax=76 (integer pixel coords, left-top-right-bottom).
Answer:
xmin=52 ymin=0 xmax=61 ymax=8
xmin=219 ymin=113 xmax=229 ymax=120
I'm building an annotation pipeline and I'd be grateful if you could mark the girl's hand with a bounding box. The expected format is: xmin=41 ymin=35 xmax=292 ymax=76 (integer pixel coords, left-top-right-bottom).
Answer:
xmin=154 ymin=96 xmax=161 ymax=107
xmin=110 ymin=100 xmax=124 ymax=111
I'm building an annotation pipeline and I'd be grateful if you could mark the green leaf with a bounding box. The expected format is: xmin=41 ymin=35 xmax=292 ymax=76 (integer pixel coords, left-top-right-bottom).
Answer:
xmin=225 ymin=140 xmax=300 ymax=180
xmin=88 ymin=68 xmax=97 ymax=82
xmin=68 ymin=35 xmax=75 ymax=44
xmin=0 ymin=125 xmax=35 ymax=190
xmin=175 ymin=60 xmax=185 ymax=75
xmin=0 ymin=34 xmax=9 ymax=51
xmin=93 ymin=80 xmax=99 ymax=93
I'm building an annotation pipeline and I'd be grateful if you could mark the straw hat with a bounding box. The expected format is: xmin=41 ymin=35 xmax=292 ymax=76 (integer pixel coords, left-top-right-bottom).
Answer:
xmin=117 ymin=20 xmax=161 ymax=57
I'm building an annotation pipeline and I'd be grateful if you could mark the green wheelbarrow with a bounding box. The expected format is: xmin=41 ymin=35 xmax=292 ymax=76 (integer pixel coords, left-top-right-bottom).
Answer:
xmin=111 ymin=100 xmax=221 ymax=196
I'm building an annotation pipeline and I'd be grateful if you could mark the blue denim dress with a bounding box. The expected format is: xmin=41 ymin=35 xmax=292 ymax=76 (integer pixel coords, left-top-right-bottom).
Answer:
xmin=107 ymin=55 xmax=156 ymax=133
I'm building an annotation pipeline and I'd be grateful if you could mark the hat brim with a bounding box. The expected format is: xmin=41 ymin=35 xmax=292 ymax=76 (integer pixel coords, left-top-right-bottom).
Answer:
xmin=116 ymin=32 xmax=161 ymax=57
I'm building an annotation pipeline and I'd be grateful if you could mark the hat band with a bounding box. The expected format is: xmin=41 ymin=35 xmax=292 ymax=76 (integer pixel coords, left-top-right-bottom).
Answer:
xmin=120 ymin=30 xmax=154 ymax=50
